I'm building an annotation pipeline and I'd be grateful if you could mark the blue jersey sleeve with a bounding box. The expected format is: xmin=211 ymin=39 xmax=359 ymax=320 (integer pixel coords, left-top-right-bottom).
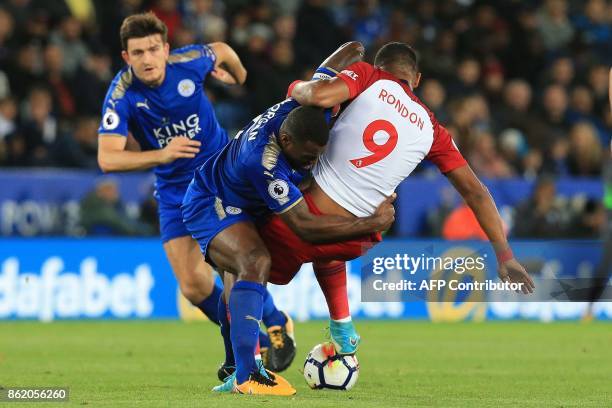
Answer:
xmin=170 ymin=44 xmax=217 ymax=80
xmin=200 ymin=44 xmax=217 ymax=78
xmin=245 ymin=154 xmax=303 ymax=214
xmin=98 ymin=91 xmax=130 ymax=137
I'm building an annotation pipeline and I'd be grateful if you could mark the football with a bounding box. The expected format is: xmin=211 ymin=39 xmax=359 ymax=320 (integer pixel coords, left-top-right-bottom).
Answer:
xmin=303 ymin=342 xmax=359 ymax=390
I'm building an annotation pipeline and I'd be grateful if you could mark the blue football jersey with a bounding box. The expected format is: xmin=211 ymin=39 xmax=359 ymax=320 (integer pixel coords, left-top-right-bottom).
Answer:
xmin=188 ymin=98 xmax=307 ymax=219
xmin=98 ymin=44 xmax=228 ymax=205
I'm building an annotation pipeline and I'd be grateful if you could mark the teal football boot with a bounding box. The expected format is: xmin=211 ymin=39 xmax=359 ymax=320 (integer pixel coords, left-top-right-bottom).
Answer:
xmin=329 ymin=320 xmax=360 ymax=355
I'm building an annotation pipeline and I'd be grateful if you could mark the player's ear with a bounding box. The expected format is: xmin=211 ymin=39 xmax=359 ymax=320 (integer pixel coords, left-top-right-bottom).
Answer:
xmin=413 ymin=72 xmax=422 ymax=89
xmin=163 ymin=42 xmax=170 ymax=59
xmin=121 ymin=50 xmax=130 ymax=66
xmin=278 ymin=131 xmax=292 ymax=149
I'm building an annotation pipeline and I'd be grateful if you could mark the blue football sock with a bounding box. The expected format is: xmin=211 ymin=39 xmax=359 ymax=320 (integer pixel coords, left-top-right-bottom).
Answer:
xmin=229 ymin=280 xmax=265 ymax=384
xmin=194 ymin=282 xmax=222 ymax=325
xmin=217 ymin=296 xmax=235 ymax=366
xmin=261 ymin=289 xmax=287 ymax=328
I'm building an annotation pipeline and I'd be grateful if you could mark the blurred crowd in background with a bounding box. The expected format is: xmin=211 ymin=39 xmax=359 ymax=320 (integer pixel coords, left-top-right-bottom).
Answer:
xmin=0 ymin=0 xmax=610 ymax=238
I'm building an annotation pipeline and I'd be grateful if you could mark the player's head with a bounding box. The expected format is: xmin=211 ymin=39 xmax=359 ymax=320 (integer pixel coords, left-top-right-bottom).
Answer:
xmin=279 ymin=106 xmax=329 ymax=170
xmin=120 ymin=12 xmax=170 ymax=87
xmin=374 ymin=42 xmax=421 ymax=89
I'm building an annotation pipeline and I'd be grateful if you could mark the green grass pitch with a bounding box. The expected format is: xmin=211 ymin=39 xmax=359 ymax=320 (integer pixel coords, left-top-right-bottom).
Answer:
xmin=0 ymin=321 xmax=610 ymax=407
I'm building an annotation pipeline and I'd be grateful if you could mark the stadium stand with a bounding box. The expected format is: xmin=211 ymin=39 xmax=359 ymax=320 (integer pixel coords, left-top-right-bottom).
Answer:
xmin=0 ymin=0 xmax=609 ymax=238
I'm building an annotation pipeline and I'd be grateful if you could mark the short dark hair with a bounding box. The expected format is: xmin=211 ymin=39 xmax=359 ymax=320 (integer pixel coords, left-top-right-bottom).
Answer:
xmin=281 ymin=106 xmax=329 ymax=146
xmin=120 ymin=12 xmax=168 ymax=51
xmin=374 ymin=42 xmax=419 ymax=72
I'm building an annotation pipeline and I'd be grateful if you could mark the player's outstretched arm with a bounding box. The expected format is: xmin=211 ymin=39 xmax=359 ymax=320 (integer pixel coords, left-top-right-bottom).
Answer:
xmin=317 ymin=41 xmax=365 ymax=74
xmin=98 ymin=135 xmax=201 ymax=172
xmin=279 ymin=194 xmax=396 ymax=244
xmin=289 ymin=41 xmax=364 ymax=108
xmin=290 ymin=76 xmax=351 ymax=108
xmin=208 ymin=42 xmax=247 ymax=85
xmin=446 ymin=165 xmax=535 ymax=294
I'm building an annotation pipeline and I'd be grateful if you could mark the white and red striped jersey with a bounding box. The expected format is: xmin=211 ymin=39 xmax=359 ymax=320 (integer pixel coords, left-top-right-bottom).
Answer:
xmin=311 ymin=61 xmax=467 ymax=217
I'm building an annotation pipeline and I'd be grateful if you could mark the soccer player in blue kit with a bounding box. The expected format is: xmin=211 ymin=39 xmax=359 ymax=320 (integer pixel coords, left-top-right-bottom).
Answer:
xmin=182 ymin=98 xmax=396 ymax=394
xmin=96 ymin=12 xmax=294 ymax=378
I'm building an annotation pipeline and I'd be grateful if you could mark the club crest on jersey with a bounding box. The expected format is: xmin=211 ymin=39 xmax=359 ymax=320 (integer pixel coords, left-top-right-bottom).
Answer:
xmin=178 ymin=79 xmax=195 ymax=97
xmin=268 ymin=179 xmax=289 ymax=200
xmin=225 ymin=206 xmax=242 ymax=215
xmin=102 ymin=110 xmax=119 ymax=130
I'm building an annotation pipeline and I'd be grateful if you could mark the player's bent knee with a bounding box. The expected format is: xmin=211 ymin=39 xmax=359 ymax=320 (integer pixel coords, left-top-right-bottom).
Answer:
xmin=178 ymin=276 xmax=215 ymax=304
xmin=179 ymin=284 xmax=207 ymax=304
xmin=236 ymin=248 xmax=271 ymax=283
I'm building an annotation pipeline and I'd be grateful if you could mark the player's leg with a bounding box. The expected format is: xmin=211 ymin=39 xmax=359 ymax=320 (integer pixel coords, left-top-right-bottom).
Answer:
xmin=257 ymin=213 xmax=327 ymax=372
xmin=314 ymin=260 xmax=360 ymax=354
xmin=262 ymin=288 xmax=289 ymax=330
xmin=216 ymin=269 xmax=275 ymax=383
xmin=261 ymin=289 xmax=296 ymax=372
xmin=222 ymin=271 xmax=271 ymax=348
xmin=163 ymin=235 xmax=222 ymax=324
xmin=182 ymin=192 xmax=293 ymax=395
xmin=208 ymin=221 xmax=295 ymax=395
xmin=223 ymin=267 xmax=276 ymax=322
xmin=213 ymin=271 xmax=276 ymax=393
xmin=212 ymin=273 xmax=293 ymax=393
xmin=216 ymin=270 xmax=236 ymax=381
xmin=209 ymin=224 xmax=266 ymax=385
xmin=223 ymin=271 xmax=273 ymax=344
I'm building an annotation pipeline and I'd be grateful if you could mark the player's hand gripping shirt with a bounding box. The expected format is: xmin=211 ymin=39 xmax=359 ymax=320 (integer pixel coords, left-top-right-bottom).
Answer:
xmin=185 ymin=98 xmax=306 ymax=219
xmin=98 ymin=44 xmax=227 ymax=205
xmin=312 ymin=61 xmax=467 ymax=217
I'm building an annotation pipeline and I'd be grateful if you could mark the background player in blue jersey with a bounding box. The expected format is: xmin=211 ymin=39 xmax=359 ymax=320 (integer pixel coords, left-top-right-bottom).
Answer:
xmin=96 ymin=12 xmax=293 ymax=378
xmin=182 ymin=101 xmax=395 ymax=395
